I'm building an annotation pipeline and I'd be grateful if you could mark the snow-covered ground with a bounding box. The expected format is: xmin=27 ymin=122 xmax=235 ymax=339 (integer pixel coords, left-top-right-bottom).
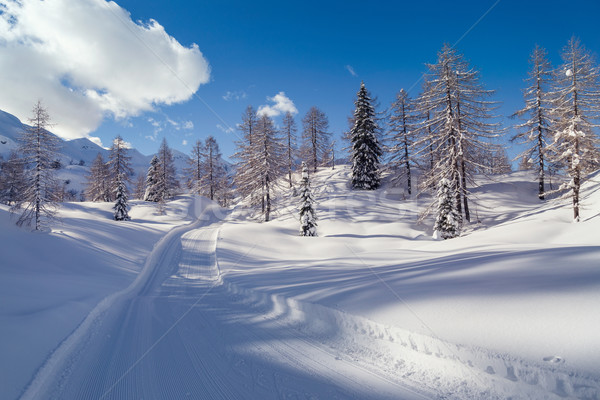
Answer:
xmin=0 ymin=198 xmax=199 ymax=399
xmin=217 ymin=166 xmax=600 ymax=399
xmin=1 ymin=166 xmax=599 ymax=399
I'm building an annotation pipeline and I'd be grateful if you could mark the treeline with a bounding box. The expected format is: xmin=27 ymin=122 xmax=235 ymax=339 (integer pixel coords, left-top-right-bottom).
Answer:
xmin=3 ymin=37 xmax=598 ymax=235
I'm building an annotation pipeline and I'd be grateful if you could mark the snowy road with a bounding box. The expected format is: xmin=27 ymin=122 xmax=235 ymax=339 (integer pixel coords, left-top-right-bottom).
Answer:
xmin=22 ymin=202 xmax=430 ymax=400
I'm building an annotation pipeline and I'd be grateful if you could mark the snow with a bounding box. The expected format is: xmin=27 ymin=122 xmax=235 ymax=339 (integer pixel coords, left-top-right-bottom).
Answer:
xmin=1 ymin=165 xmax=599 ymax=399
xmin=0 ymin=198 xmax=196 ymax=399
xmin=217 ymin=166 xmax=600 ymax=398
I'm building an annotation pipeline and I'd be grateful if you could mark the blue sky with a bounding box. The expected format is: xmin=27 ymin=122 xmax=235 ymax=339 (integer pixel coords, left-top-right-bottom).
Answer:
xmin=2 ymin=0 xmax=600 ymax=162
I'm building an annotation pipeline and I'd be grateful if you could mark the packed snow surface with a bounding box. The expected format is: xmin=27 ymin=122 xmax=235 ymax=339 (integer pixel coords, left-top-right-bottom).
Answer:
xmin=1 ymin=166 xmax=599 ymax=399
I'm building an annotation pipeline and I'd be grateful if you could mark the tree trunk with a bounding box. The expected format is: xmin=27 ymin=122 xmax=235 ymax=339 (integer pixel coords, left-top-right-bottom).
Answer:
xmin=461 ymin=159 xmax=470 ymax=222
xmin=265 ymin=175 xmax=270 ymax=222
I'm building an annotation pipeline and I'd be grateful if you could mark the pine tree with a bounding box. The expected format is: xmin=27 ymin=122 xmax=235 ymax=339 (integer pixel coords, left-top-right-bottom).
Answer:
xmin=108 ymin=135 xmax=133 ymax=188
xmin=350 ymin=82 xmax=382 ymax=190
xmin=108 ymin=136 xmax=133 ymax=220
xmin=13 ymin=100 xmax=60 ymax=230
xmin=113 ymin=174 xmax=130 ymax=221
xmin=512 ymin=45 xmax=553 ymax=200
xmin=548 ymin=37 xmax=600 ymax=222
xmin=186 ymin=140 xmax=204 ymax=195
xmin=157 ymin=138 xmax=179 ymax=200
xmin=85 ymin=153 xmax=111 ymax=202
xmin=0 ymin=151 xmax=25 ymax=206
xmin=433 ymin=178 xmax=460 ymax=239
xmin=389 ymin=89 xmax=418 ymax=194
xmin=301 ymin=106 xmax=330 ymax=173
xmin=282 ymin=111 xmax=297 ymax=187
xmin=417 ymin=45 xmax=500 ymax=223
xmin=144 ymin=155 xmax=161 ymax=202
xmin=298 ymin=162 xmax=317 ymax=236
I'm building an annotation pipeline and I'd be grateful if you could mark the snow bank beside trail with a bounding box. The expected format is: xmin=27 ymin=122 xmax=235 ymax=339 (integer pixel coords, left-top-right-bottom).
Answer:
xmin=0 ymin=196 xmax=201 ymax=400
xmin=217 ymin=165 xmax=600 ymax=399
xmin=224 ymin=281 xmax=600 ymax=400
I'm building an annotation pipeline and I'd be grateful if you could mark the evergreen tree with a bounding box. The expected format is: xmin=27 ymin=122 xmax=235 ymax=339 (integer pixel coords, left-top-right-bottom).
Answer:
xmin=512 ymin=45 xmax=553 ymax=200
xmin=548 ymin=37 xmax=600 ymax=222
xmin=144 ymin=155 xmax=161 ymax=202
xmin=282 ymin=111 xmax=297 ymax=187
xmin=108 ymin=136 xmax=133 ymax=220
xmin=13 ymin=100 xmax=60 ymax=230
xmin=350 ymin=82 xmax=382 ymax=190
xmin=113 ymin=174 xmax=130 ymax=221
xmin=0 ymin=151 xmax=25 ymax=206
xmin=433 ymin=178 xmax=460 ymax=239
xmin=298 ymin=162 xmax=317 ymax=236
xmin=108 ymin=135 xmax=133 ymax=189
xmin=157 ymin=138 xmax=179 ymax=200
xmin=416 ymin=45 xmax=500 ymax=223
xmin=389 ymin=89 xmax=418 ymax=194
xmin=301 ymin=106 xmax=330 ymax=173
xmin=85 ymin=152 xmax=111 ymax=202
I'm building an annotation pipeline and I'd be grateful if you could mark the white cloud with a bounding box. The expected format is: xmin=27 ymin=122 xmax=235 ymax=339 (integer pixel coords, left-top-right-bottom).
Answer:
xmin=222 ymin=90 xmax=247 ymax=101
xmin=257 ymin=92 xmax=297 ymax=118
xmin=183 ymin=120 xmax=194 ymax=130
xmin=345 ymin=65 xmax=358 ymax=77
xmin=182 ymin=139 xmax=188 ymax=146
xmin=0 ymin=0 xmax=210 ymax=140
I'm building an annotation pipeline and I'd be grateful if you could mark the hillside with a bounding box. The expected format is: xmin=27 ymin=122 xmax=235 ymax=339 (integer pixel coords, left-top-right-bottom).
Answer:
xmin=1 ymin=164 xmax=598 ymax=399
xmin=216 ymin=166 xmax=600 ymax=398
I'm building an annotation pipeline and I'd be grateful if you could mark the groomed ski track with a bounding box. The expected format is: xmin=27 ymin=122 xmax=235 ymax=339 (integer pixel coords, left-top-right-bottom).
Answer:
xmin=21 ymin=198 xmax=430 ymax=400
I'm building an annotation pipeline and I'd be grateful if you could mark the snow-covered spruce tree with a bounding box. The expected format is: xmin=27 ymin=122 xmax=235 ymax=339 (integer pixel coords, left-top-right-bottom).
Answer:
xmin=13 ymin=101 xmax=60 ymax=230
xmin=85 ymin=152 xmax=111 ymax=202
xmin=108 ymin=136 xmax=133 ymax=220
xmin=0 ymin=151 xmax=25 ymax=206
xmin=157 ymin=138 xmax=179 ymax=201
xmin=301 ymin=106 xmax=330 ymax=173
xmin=350 ymin=82 xmax=382 ymax=190
xmin=113 ymin=174 xmax=130 ymax=221
xmin=416 ymin=44 xmax=500 ymax=223
xmin=282 ymin=111 xmax=298 ymax=187
xmin=388 ymin=88 xmax=418 ymax=195
xmin=548 ymin=37 xmax=600 ymax=222
xmin=144 ymin=155 xmax=161 ymax=202
xmin=298 ymin=162 xmax=317 ymax=236
xmin=512 ymin=45 xmax=553 ymax=200
xmin=433 ymin=178 xmax=460 ymax=239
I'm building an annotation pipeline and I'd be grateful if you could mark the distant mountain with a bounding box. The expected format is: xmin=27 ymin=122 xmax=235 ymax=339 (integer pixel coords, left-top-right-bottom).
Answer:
xmin=0 ymin=109 xmax=192 ymax=196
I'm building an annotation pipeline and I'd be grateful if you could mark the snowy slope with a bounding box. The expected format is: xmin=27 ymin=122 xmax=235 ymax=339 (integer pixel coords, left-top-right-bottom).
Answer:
xmin=2 ymin=163 xmax=599 ymax=400
xmin=0 ymin=198 xmax=198 ymax=400
xmin=216 ymin=165 xmax=600 ymax=399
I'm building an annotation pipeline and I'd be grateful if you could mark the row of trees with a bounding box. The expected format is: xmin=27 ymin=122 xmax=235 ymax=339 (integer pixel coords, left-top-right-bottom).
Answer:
xmin=377 ymin=37 xmax=599 ymax=239
xmin=233 ymin=106 xmax=332 ymax=221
